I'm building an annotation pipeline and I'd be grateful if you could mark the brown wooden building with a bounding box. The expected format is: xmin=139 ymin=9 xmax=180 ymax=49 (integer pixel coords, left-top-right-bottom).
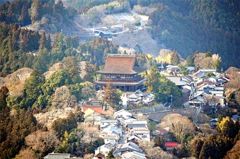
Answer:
xmin=95 ymin=54 xmax=145 ymax=92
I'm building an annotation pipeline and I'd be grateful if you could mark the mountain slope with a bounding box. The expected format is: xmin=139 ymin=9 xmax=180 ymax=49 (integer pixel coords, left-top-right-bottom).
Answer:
xmin=149 ymin=0 xmax=240 ymax=69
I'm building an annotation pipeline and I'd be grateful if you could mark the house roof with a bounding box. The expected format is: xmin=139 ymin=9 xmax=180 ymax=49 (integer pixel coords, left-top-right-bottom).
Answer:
xmin=114 ymin=109 xmax=133 ymax=119
xmin=164 ymin=142 xmax=178 ymax=148
xmin=44 ymin=153 xmax=71 ymax=159
xmin=122 ymin=151 xmax=146 ymax=159
xmin=98 ymin=54 xmax=137 ymax=74
xmin=82 ymin=105 xmax=104 ymax=114
xmin=166 ymin=76 xmax=187 ymax=86
xmin=114 ymin=142 xmax=142 ymax=155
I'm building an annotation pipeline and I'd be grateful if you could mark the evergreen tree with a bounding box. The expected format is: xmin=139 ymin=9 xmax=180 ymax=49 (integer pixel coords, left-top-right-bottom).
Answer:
xmin=0 ymin=86 xmax=9 ymax=111
xmin=30 ymin=0 xmax=40 ymax=23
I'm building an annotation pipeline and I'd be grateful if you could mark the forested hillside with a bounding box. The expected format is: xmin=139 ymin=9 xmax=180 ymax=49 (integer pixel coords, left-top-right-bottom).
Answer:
xmin=149 ymin=0 xmax=240 ymax=69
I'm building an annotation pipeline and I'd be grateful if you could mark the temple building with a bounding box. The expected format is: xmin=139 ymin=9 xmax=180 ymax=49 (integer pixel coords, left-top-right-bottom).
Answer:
xmin=95 ymin=54 xmax=145 ymax=91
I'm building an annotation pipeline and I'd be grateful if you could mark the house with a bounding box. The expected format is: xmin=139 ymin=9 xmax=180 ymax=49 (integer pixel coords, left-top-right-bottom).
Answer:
xmin=166 ymin=76 xmax=188 ymax=88
xmin=81 ymin=99 xmax=111 ymax=116
xmin=190 ymin=83 xmax=225 ymax=107
xmin=95 ymin=110 xmax=148 ymax=159
xmin=113 ymin=142 xmax=144 ymax=158
xmin=186 ymin=66 xmax=195 ymax=74
xmin=210 ymin=118 xmax=218 ymax=128
xmin=100 ymin=119 xmax=118 ymax=129
xmin=121 ymin=151 xmax=146 ymax=159
xmin=193 ymin=69 xmax=217 ymax=79
xmin=114 ymin=109 xmax=133 ymax=119
xmin=188 ymin=72 xmax=226 ymax=107
xmin=232 ymin=114 xmax=240 ymax=122
xmin=121 ymin=91 xmax=155 ymax=107
xmin=95 ymin=143 xmax=115 ymax=157
xmin=128 ymin=93 xmax=142 ymax=104
xmin=126 ymin=121 xmax=150 ymax=142
xmin=44 ymin=153 xmax=70 ymax=159
xmin=99 ymin=118 xmax=123 ymax=144
xmin=142 ymin=93 xmax=155 ymax=105
xmin=100 ymin=123 xmax=122 ymax=144
xmin=44 ymin=153 xmax=82 ymax=159
xmin=166 ymin=65 xmax=180 ymax=75
xmin=83 ymin=109 xmax=105 ymax=125
xmin=164 ymin=142 xmax=179 ymax=151
xmin=95 ymin=54 xmax=146 ymax=91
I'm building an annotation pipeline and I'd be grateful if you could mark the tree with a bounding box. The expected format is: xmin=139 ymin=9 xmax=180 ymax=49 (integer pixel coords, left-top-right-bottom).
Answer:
xmin=190 ymin=136 xmax=205 ymax=158
xmin=145 ymin=67 xmax=182 ymax=106
xmin=157 ymin=49 xmax=180 ymax=65
xmin=106 ymin=150 xmax=114 ymax=159
xmin=159 ymin=113 xmax=196 ymax=144
xmin=199 ymin=135 xmax=232 ymax=159
xmin=30 ymin=0 xmax=40 ymax=23
xmin=217 ymin=117 xmax=240 ymax=138
xmin=0 ymin=109 xmax=38 ymax=159
xmin=103 ymin=83 xmax=113 ymax=107
xmin=170 ymin=51 xmax=180 ymax=65
xmin=39 ymin=32 xmax=47 ymax=50
xmin=186 ymin=55 xmax=194 ymax=66
xmin=19 ymin=71 xmax=44 ymax=109
xmin=144 ymin=66 xmax=161 ymax=92
xmin=32 ymin=70 xmax=72 ymax=109
xmin=56 ymin=129 xmax=84 ymax=156
xmin=15 ymin=148 xmax=37 ymax=159
xmin=0 ymin=86 xmax=9 ymax=111
xmin=25 ymin=130 xmax=59 ymax=157
xmin=63 ymin=56 xmax=81 ymax=83
xmin=224 ymin=140 xmax=240 ymax=159
xmin=33 ymin=48 xmax=50 ymax=73
xmin=51 ymin=112 xmax=81 ymax=137
xmin=103 ymin=83 xmax=122 ymax=109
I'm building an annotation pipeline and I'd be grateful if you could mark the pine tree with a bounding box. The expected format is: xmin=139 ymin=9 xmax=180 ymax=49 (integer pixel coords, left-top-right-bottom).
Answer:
xmin=30 ymin=0 xmax=40 ymax=23
xmin=39 ymin=32 xmax=47 ymax=50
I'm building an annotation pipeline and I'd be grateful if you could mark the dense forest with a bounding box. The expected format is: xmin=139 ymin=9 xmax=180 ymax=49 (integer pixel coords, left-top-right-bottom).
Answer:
xmin=0 ymin=0 xmax=75 ymax=26
xmin=149 ymin=0 xmax=240 ymax=69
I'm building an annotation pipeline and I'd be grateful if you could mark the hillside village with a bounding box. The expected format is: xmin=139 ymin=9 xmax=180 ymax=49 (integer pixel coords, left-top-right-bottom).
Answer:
xmin=42 ymin=52 xmax=238 ymax=159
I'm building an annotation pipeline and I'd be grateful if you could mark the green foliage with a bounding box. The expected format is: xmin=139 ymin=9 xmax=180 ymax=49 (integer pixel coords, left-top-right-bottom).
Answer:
xmin=62 ymin=56 xmax=82 ymax=83
xmin=39 ymin=70 xmax=72 ymax=108
xmin=52 ymin=111 xmax=83 ymax=138
xmin=150 ymin=0 xmax=240 ymax=69
xmin=186 ymin=55 xmax=194 ymax=66
xmin=145 ymin=67 xmax=161 ymax=92
xmin=0 ymin=0 xmax=32 ymax=25
xmin=56 ymin=128 xmax=103 ymax=157
xmin=19 ymin=71 xmax=45 ymax=109
xmin=0 ymin=23 xmax=41 ymax=74
xmin=86 ymin=138 xmax=104 ymax=154
xmin=78 ymin=38 xmax=118 ymax=66
xmin=0 ymin=0 xmax=76 ymax=26
xmin=179 ymin=65 xmax=188 ymax=76
xmin=69 ymin=83 xmax=84 ymax=101
xmin=145 ymin=67 xmax=182 ymax=106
